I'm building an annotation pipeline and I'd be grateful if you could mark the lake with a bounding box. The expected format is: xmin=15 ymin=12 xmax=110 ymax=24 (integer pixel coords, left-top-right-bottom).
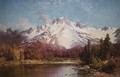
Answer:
xmin=1 ymin=64 xmax=120 ymax=77
xmin=0 ymin=64 xmax=81 ymax=77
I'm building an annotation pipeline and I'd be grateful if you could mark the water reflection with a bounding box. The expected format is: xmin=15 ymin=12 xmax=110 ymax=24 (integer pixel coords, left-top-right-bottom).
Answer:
xmin=0 ymin=64 xmax=79 ymax=77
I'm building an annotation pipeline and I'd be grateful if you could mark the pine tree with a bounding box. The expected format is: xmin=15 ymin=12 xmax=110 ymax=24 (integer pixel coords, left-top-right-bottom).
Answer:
xmin=99 ymin=38 xmax=105 ymax=60
xmin=81 ymin=39 xmax=92 ymax=64
xmin=103 ymin=34 xmax=111 ymax=60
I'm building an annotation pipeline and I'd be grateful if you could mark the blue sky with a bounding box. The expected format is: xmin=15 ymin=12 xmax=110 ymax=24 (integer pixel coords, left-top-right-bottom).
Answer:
xmin=0 ymin=0 xmax=120 ymax=29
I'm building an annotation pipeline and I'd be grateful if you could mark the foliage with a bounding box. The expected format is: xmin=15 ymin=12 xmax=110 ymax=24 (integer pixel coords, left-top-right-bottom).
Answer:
xmin=11 ymin=48 xmax=20 ymax=61
xmin=80 ymin=39 xmax=92 ymax=64
xmin=79 ymin=34 xmax=120 ymax=73
xmin=91 ymin=57 xmax=103 ymax=69
xmin=101 ymin=60 xmax=116 ymax=73
xmin=0 ymin=28 xmax=26 ymax=61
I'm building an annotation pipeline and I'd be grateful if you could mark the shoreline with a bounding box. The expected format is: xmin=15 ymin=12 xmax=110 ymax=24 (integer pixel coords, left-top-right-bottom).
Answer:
xmin=21 ymin=60 xmax=80 ymax=65
xmin=0 ymin=60 xmax=80 ymax=66
xmin=23 ymin=62 xmax=80 ymax=65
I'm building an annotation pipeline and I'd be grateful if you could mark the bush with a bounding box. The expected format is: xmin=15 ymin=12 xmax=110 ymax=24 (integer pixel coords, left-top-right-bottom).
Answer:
xmin=101 ymin=60 xmax=116 ymax=73
xmin=91 ymin=57 xmax=103 ymax=69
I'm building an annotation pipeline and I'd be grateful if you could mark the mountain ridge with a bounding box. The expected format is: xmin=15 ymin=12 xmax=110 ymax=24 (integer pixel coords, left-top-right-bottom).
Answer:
xmin=22 ymin=17 xmax=117 ymax=49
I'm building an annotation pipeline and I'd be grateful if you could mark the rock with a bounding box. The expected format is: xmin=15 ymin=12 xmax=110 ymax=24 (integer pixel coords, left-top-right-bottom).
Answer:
xmin=78 ymin=65 xmax=90 ymax=70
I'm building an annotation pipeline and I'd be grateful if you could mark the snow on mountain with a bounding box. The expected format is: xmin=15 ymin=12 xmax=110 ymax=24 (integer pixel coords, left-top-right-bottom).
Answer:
xmin=83 ymin=26 xmax=116 ymax=43
xmin=22 ymin=17 xmax=117 ymax=49
xmin=114 ymin=28 xmax=120 ymax=44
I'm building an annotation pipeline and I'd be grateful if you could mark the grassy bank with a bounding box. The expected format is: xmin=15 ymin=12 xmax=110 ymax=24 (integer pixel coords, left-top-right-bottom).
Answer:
xmin=0 ymin=58 xmax=80 ymax=66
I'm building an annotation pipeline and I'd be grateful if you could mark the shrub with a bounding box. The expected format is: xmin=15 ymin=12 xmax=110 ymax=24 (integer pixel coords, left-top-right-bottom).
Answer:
xmin=91 ymin=57 xmax=103 ymax=69
xmin=101 ymin=60 xmax=116 ymax=73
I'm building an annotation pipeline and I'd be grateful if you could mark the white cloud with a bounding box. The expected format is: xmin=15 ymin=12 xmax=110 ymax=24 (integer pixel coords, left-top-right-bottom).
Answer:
xmin=17 ymin=18 xmax=36 ymax=31
xmin=39 ymin=14 xmax=51 ymax=24
xmin=37 ymin=10 xmax=52 ymax=24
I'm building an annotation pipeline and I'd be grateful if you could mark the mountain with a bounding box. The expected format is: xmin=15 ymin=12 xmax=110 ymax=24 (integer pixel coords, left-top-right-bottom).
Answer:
xmin=22 ymin=17 xmax=117 ymax=49
xmin=114 ymin=28 xmax=120 ymax=44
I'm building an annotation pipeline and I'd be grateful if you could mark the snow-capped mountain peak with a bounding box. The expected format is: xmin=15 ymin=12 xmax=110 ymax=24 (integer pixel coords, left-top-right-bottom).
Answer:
xmin=22 ymin=17 xmax=117 ymax=49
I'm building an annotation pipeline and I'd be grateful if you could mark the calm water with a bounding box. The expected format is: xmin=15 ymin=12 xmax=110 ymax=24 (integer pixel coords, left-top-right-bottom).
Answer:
xmin=0 ymin=64 xmax=81 ymax=77
xmin=1 ymin=64 xmax=120 ymax=77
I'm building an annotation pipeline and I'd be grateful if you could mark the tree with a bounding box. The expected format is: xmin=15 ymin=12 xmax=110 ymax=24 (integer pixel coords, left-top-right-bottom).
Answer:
xmin=103 ymin=34 xmax=111 ymax=60
xmin=0 ymin=28 xmax=26 ymax=61
xmin=80 ymin=39 xmax=92 ymax=64
xmin=99 ymin=34 xmax=111 ymax=60
xmin=99 ymin=38 xmax=105 ymax=60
